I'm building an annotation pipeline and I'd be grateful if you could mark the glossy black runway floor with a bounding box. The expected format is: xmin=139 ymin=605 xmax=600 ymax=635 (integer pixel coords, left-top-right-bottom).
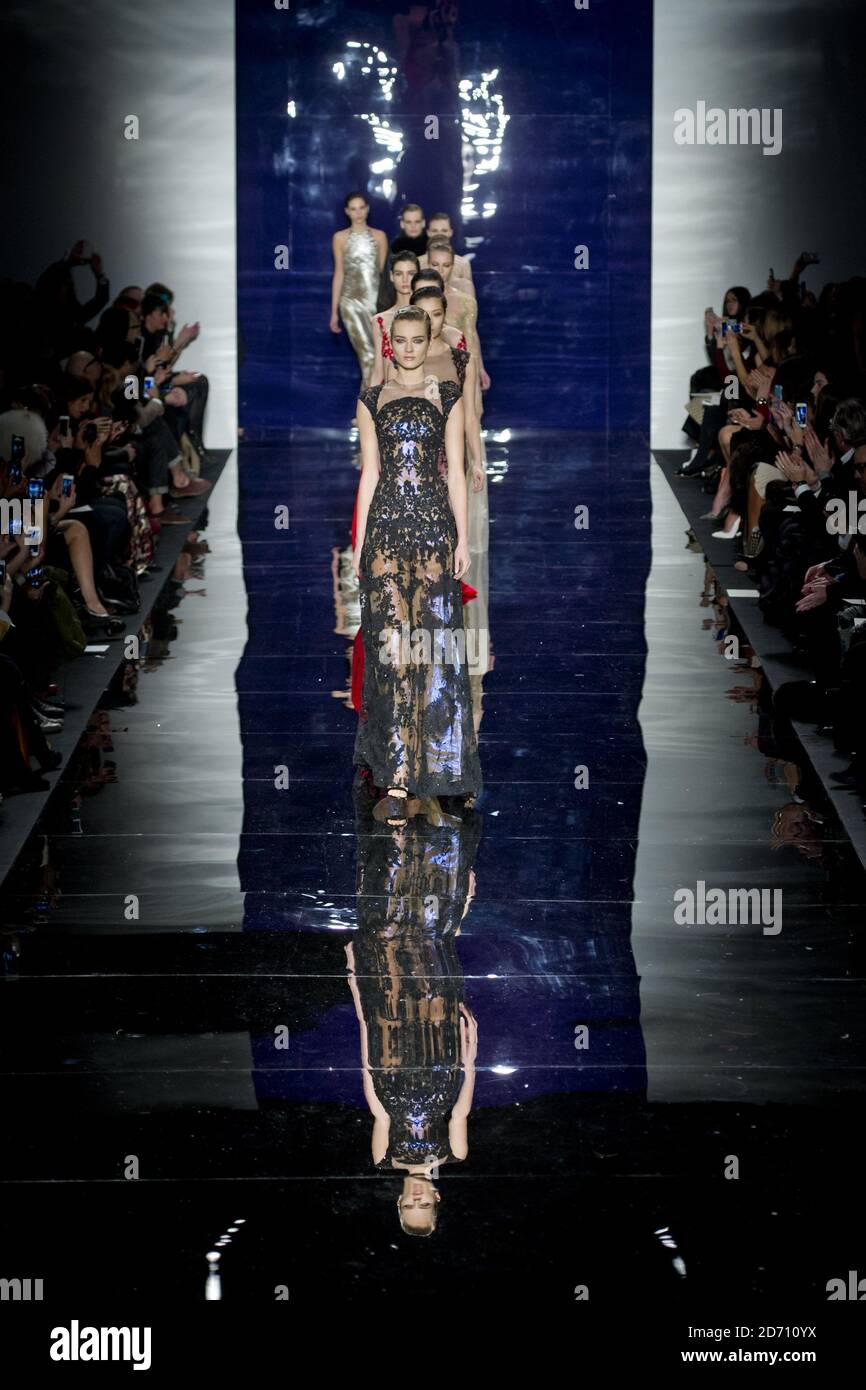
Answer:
xmin=2 ymin=437 xmax=866 ymax=1310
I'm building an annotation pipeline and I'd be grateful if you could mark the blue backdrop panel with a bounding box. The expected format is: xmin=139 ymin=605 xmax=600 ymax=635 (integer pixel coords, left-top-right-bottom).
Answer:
xmin=236 ymin=0 xmax=652 ymax=434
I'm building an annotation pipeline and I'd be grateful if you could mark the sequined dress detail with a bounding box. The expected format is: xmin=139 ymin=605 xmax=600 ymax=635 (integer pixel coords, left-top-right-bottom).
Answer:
xmin=339 ymin=228 xmax=379 ymax=382
xmin=354 ymin=378 xmax=483 ymax=797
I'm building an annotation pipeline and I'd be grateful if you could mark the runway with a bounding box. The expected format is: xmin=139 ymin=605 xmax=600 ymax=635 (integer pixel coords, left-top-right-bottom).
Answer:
xmin=2 ymin=425 xmax=865 ymax=1301
xmin=3 ymin=0 xmax=866 ymax=1345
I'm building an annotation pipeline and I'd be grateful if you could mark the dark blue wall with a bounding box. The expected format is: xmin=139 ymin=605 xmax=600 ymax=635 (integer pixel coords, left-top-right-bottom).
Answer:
xmin=236 ymin=0 xmax=652 ymax=435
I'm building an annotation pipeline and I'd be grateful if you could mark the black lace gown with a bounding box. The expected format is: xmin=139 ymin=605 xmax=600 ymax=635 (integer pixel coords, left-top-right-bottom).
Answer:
xmin=354 ymin=377 xmax=482 ymax=798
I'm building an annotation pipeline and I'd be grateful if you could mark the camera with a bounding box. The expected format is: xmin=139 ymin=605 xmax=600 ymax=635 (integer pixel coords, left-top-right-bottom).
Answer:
xmin=61 ymin=475 xmax=75 ymax=497
xmin=82 ymin=422 xmax=98 ymax=444
xmin=795 ymin=402 xmax=808 ymax=427
xmin=28 ymin=478 xmax=45 ymax=500
xmin=26 ymin=566 xmax=45 ymax=590
xmin=722 ymin=320 xmax=742 ymax=334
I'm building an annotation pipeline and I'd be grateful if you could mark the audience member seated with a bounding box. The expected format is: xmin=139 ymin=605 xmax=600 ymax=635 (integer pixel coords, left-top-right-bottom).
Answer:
xmin=0 ymin=239 xmax=217 ymax=798
xmin=678 ymin=251 xmax=866 ymax=807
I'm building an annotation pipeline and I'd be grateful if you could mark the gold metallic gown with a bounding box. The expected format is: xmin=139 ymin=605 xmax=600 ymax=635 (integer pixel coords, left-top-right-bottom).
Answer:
xmin=340 ymin=228 xmax=379 ymax=384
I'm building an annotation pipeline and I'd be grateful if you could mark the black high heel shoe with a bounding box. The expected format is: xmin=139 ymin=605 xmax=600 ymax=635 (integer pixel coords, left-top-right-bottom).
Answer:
xmin=700 ymin=504 xmax=730 ymax=522
xmin=101 ymin=594 xmax=140 ymax=616
xmin=678 ymin=450 xmax=711 ymax=477
xmin=30 ymin=708 xmax=63 ymax=733
xmin=31 ymin=696 xmax=66 ymax=718
xmin=81 ymin=608 xmax=126 ymax=639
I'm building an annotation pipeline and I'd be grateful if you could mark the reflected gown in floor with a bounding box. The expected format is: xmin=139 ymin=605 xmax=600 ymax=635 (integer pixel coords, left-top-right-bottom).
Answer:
xmin=354 ymin=377 xmax=483 ymax=798
xmin=350 ymin=796 xmax=484 ymax=1170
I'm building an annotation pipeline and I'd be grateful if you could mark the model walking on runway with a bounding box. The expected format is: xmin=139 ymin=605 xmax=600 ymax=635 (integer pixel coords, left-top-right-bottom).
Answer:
xmin=369 ymin=267 xmax=453 ymax=386
xmin=352 ymin=305 xmax=482 ymax=823
xmin=410 ymin=286 xmax=490 ymax=705
xmin=419 ymin=211 xmax=475 ymax=291
xmin=330 ymin=192 xmax=388 ymax=389
xmin=425 ymin=238 xmax=489 ymax=393
xmin=370 ymin=250 xmax=420 ymax=378
xmin=408 ymin=287 xmax=483 ymax=485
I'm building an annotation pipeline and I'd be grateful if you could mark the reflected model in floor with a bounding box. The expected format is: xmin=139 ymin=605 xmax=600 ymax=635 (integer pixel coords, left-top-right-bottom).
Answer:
xmin=347 ymin=788 xmax=482 ymax=1236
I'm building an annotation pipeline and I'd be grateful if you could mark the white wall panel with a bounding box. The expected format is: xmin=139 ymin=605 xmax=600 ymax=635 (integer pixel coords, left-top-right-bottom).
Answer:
xmin=2 ymin=0 xmax=236 ymax=446
xmin=651 ymin=0 xmax=866 ymax=447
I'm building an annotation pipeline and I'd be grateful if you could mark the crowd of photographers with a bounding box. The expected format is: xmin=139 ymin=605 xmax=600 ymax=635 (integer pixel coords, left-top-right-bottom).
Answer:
xmin=681 ymin=252 xmax=866 ymax=802
xmin=0 ymin=241 xmax=212 ymax=798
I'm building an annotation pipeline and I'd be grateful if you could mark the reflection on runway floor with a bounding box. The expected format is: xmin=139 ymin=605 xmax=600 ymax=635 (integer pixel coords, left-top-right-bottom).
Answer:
xmin=1 ymin=431 xmax=865 ymax=1303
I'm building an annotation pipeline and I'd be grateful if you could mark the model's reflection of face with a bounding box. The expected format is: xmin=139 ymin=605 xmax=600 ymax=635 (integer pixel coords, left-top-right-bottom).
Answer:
xmin=398 ymin=1177 xmax=440 ymax=1234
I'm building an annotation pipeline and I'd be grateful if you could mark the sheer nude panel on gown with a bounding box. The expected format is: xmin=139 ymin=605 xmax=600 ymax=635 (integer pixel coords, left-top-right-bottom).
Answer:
xmin=354 ymin=377 xmax=482 ymax=798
